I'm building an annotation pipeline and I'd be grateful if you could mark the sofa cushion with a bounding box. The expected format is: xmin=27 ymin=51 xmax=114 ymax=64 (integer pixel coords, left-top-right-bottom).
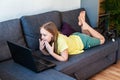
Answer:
xmin=0 ymin=19 xmax=26 ymax=61
xmin=21 ymin=11 xmax=61 ymax=50
xmin=61 ymin=22 xmax=76 ymax=36
xmin=39 ymin=41 xmax=116 ymax=79
xmin=44 ymin=40 xmax=117 ymax=72
xmin=61 ymin=8 xmax=91 ymax=32
xmin=0 ymin=60 xmax=75 ymax=80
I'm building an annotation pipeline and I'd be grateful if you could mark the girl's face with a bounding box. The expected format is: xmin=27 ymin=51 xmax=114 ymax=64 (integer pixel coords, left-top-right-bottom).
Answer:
xmin=40 ymin=28 xmax=53 ymax=43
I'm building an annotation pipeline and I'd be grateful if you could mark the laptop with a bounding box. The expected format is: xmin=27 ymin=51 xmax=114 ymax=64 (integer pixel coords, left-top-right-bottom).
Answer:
xmin=7 ymin=41 xmax=56 ymax=73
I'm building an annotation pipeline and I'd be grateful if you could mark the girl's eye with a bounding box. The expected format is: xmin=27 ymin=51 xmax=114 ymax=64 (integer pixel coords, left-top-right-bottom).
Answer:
xmin=41 ymin=33 xmax=47 ymax=37
xmin=43 ymin=34 xmax=46 ymax=37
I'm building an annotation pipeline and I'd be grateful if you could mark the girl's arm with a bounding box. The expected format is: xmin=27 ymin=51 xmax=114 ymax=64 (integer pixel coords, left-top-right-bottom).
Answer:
xmin=49 ymin=49 xmax=68 ymax=61
xmin=44 ymin=41 xmax=68 ymax=61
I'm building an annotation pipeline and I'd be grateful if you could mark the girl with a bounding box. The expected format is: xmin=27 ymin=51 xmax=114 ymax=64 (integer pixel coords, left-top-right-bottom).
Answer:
xmin=39 ymin=11 xmax=105 ymax=62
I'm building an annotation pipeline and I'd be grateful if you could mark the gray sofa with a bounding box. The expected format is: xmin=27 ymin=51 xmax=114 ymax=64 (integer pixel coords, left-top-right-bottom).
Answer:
xmin=117 ymin=38 xmax=120 ymax=60
xmin=0 ymin=8 xmax=119 ymax=80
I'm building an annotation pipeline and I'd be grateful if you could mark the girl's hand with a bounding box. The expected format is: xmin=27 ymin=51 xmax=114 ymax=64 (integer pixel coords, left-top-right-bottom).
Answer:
xmin=44 ymin=41 xmax=54 ymax=54
xmin=39 ymin=39 xmax=45 ymax=51
xmin=44 ymin=41 xmax=68 ymax=61
xmin=39 ymin=39 xmax=50 ymax=55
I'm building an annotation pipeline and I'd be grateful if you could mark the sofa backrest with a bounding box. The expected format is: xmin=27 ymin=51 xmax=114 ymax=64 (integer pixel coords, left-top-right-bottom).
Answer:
xmin=21 ymin=11 xmax=61 ymax=51
xmin=20 ymin=8 xmax=92 ymax=51
xmin=61 ymin=8 xmax=91 ymax=32
xmin=0 ymin=19 xmax=26 ymax=62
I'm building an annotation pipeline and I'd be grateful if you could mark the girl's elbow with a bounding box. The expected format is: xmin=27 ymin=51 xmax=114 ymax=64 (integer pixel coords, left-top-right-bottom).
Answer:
xmin=60 ymin=57 xmax=68 ymax=62
xmin=63 ymin=58 xmax=68 ymax=62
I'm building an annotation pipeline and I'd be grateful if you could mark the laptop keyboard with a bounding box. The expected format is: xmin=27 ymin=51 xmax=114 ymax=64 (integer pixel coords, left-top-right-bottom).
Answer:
xmin=36 ymin=59 xmax=47 ymax=65
xmin=33 ymin=54 xmax=55 ymax=70
xmin=35 ymin=60 xmax=47 ymax=70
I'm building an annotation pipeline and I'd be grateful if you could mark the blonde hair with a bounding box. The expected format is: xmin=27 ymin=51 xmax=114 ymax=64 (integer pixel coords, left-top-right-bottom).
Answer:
xmin=40 ymin=21 xmax=59 ymax=53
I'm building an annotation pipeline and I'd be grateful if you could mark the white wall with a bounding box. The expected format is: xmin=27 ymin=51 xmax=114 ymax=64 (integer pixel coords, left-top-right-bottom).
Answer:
xmin=0 ymin=0 xmax=80 ymax=22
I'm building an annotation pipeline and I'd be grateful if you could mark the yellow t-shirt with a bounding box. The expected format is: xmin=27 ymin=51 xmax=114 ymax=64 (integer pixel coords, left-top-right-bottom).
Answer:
xmin=57 ymin=33 xmax=84 ymax=55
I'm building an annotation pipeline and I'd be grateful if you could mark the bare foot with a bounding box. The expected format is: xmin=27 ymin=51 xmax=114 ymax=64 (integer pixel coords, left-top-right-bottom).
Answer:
xmin=78 ymin=11 xmax=91 ymax=36
xmin=81 ymin=18 xmax=89 ymax=30
xmin=80 ymin=15 xmax=91 ymax=36
xmin=78 ymin=11 xmax=85 ymax=26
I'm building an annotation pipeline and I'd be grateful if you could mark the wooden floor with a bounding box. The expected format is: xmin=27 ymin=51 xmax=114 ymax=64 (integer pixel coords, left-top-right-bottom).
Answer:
xmin=89 ymin=60 xmax=120 ymax=80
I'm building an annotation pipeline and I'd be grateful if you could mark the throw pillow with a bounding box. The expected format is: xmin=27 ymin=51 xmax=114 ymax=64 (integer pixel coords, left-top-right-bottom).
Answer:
xmin=61 ymin=22 xmax=76 ymax=36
